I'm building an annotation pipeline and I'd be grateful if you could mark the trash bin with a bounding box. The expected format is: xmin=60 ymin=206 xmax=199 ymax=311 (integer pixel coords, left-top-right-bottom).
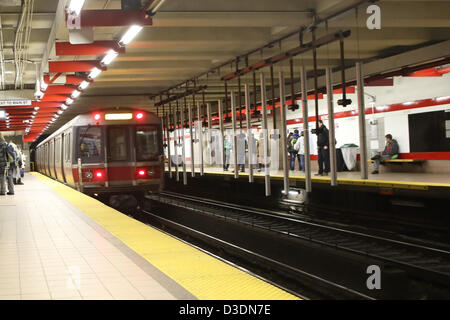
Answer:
xmin=340 ymin=144 xmax=359 ymax=171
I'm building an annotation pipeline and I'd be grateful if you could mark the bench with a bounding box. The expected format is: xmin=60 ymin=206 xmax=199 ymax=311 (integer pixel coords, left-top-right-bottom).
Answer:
xmin=368 ymin=159 xmax=426 ymax=164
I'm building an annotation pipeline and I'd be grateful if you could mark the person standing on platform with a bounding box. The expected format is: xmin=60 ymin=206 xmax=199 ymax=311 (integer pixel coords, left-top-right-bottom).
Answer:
xmin=315 ymin=120 xmax=330 ymax=176
xmin=294 ymin=131 xmax=306 ymax=172
xmin=287 ymin=130 xmax=300 ymax=171
xmin=0 ymin=133 xmax=9 ymax=195
xmin=371 ymin=134 xmax=399 ymax=174
xmin=6 ymin=141 xmax=18 ymax=195
xmin=235 ymin=131 xmax=246 ymax=173
xmin=15 ymin=147 xmax=24 ymax=185
xmin=0 ymin=134 xmax=16 ymax=195
xmin=223 ymin=135 xmax=232 ymax=171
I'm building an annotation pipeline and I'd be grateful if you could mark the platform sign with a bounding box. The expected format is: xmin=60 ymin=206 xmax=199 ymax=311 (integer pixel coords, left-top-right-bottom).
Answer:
xmin=0 ymin=99 xmax=32 ymax=107
xmin=0 ymin=110 xmax=5 ymax=119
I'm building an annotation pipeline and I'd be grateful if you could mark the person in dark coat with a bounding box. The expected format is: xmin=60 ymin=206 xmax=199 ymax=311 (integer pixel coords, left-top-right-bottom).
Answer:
xmin=315 ymin=120 xmax=330 ymax=176
xmin=371 ymin=134 xmax=399 ymax=174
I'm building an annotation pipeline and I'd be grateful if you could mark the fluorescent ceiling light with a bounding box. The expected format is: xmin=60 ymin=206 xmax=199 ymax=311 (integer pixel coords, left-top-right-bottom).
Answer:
xmin=58 ymin=110 xmax=63 ymax=115
xmin=119 ymin=25 xmax=143 ymax=46
xmin=151 ymin=0 xmax=167 ymax=13
xmin=89 ymin=67 xmax=102 ymax=79
xmin=61 ymin=104 xmax=68 ymax=110
xmin=71 ymin=90 xmax=81 ymax=99
xmin=66 ymin=98 xmax=74 ymax=105
xmin=79 ymin=80 xmax=90 ymax=90
xmin=68 ymin=0 xmax=85 ymax=16
xmin=41 ymin=81 xmax=48 ymax=91
xmin=101 ymin=50 xmax=118 ymax=65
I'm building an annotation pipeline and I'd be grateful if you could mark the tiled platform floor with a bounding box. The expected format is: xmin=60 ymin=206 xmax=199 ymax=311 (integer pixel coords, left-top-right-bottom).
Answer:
xmin=0 ymin=173 xmax=194 ymax=300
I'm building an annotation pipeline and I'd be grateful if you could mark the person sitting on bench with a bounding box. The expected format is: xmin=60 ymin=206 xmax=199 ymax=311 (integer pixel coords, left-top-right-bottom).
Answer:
xmin=371 ymin=134 xmax=399 ymax=174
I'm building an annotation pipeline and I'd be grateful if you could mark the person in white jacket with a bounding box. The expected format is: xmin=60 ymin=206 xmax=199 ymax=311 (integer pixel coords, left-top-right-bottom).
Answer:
xmin=16 ymin=147 xmax=25 ymax=185
xmin=293 ymin=131 xmax=305 ymax=172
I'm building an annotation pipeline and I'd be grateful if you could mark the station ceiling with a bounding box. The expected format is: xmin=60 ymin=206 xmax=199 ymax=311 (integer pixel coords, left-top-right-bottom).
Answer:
xmin=0 ymin=0 xmax=449 ymax=141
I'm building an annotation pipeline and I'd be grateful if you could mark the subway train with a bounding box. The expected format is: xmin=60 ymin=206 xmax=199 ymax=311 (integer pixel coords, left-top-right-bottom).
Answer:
xmin=35 ymin=109 xmax=164 ymax=207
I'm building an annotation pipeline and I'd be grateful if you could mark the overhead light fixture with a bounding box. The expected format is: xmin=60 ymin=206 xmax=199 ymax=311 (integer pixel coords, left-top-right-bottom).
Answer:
xmin=71 ymin=90 xmax=81 ymax=99
xmin=101 ymin=50 xmax=118 ymax=66
xmin=89 ymin=67 xmax=102 ymax=79
xmin=57 ymin=110 xmax=63 ymax=115
xmin=32 ymin=111 xmax=37 ymax=115
xmin=66 ymin=98 xmax=74 ymax=105
xmin=79 ymin=80 xmax=90 ymax=90
xmin=119 ymin=25 xmax=143 ymax=46
xmin=68 ymin=0 xmax=86 ymax=16
xmin=41 ymin=81 xmax=48 ymax=91
xmin=61 ymin=104 xmax=68 ymax=110
xmin=34 ymin=107 xmax=40 ymax=111
xmin=150 ymin=0 xmax=167 ymax=14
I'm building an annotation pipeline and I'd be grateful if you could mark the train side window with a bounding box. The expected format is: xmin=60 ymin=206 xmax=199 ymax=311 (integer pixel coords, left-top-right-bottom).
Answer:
xmin=136 ymin=126 xmax=159 ymax=161
xmin=65 ymin=133 xmax=71 ymax=161
xmin=108 ymin=127 xmax=129 ymax=161
xmin=77 ymin=126 xmax=102 ymax=162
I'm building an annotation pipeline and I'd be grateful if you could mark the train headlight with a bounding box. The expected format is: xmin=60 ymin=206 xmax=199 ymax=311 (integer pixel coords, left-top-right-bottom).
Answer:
xmin=95 ymin=171 xmax=103 ymax=179
xmin=85 ymin=171 xmax=93 ymax=179
xmin=138 ymin=170 xmax=146 ymax=177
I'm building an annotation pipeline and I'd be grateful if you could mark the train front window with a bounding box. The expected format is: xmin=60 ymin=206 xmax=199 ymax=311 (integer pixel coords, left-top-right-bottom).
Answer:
xmin=136 ymin=126 xmax=159 ymax=161
xmin=108 ymin=127 xmax=129 ymax=161
xmin=77 ymin=126 xmax=102 ymax=162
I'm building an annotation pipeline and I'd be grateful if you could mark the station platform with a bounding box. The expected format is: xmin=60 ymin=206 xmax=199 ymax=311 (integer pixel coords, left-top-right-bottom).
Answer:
xmin=167 ymin=166 xmax=450 ymax=191
xmin=0 ymin=173 xmax=298 ymax=300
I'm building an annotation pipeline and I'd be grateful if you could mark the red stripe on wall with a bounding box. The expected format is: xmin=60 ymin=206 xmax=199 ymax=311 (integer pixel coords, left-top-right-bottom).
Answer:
xmin=286 ymin=96 xmax=450 ymax=126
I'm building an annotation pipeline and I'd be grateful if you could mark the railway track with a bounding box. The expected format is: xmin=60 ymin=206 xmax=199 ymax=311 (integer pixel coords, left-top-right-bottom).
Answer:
xmin=139 ymin=208 xmax=373 ymax=299
xmin=148 ymin=191 xmax=450 ymax=296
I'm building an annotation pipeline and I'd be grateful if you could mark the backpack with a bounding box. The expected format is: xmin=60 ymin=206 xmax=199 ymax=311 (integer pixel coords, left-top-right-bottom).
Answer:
xmin=0 ymin=142 xmax=8 ymax=165
xmin=288 ymin=136 xmax=299 ymax=152
xmin=6 ymin=144 xmax=16 ymax=164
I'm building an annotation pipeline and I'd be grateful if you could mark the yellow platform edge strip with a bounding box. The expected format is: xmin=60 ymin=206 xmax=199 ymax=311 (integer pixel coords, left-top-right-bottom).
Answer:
xmin=175 ymin=170 xmax=450 ymax=190
xmin=32 ymin=173 xmax=299 ymax=300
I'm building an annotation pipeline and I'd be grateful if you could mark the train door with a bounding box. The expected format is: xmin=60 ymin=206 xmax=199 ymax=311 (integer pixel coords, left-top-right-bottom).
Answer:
xmin=49 ymin=140 xmax=55 ymax=179
xmin=63 ymin=131 xmax=74 ymax=186
xmin=106 ymin=126 xmax=132 ymax=186
xmin=58 ymin=135 xmax=66 ymax=183
xmin=54 ymin=138 xmax=60 ymax=181
xmin=44 ymin=143 xmax=49 ymax=176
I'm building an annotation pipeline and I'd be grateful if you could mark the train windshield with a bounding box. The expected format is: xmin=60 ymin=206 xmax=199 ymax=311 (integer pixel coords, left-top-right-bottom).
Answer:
xmin=77 ymin=126 xmax=102 ymax=162
xmin=136 ymin=126 xmax=159 ymax=161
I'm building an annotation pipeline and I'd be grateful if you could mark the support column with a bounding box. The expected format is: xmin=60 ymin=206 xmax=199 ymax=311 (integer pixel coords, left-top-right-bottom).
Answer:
xmin=166 ymin=115 xmax=172 ymax=179
xmin=218 ymin=99 xmax=225 ymax=170
xmin=244 ymin=84 xmax=254 ymax=183
xmin=300 ymin=67 xmax=312 ymax=194
xmin=356 ymin=62 xmax=368 ymax=179
xmin=188 ymin=103 xmax=195 ymax=177
xmin=196 ymin=102 xmax=204 ymax=176
xmin=207 ymin=103 xmax=212 ymax=166
xmin=278 ymin=71 xmax=289 ymax=195
xmin=181 ymin=104 xmax=187 ymax=185
xmin=326 ymin=67 xmax=338 ymax=186
xmin=173 ymin=106 xmax=179 ymax=181
xmin=231 ymin=91 xmax=238 ymax=179
xmin=260 ymin=73 xmax=271 ymax=197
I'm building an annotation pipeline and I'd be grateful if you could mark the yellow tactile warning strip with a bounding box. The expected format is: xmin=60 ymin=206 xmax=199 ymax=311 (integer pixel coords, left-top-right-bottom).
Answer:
xmin=200 ymin=170 xmax=450 ymax=191
xmin=32 ymin=172 xmax=299 ymax=300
